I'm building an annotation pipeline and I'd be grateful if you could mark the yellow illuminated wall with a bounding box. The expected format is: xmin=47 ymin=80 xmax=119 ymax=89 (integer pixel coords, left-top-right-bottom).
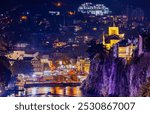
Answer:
xmin=102 ymin=19 xmax=134 ymax=60
xmin=118 ymin=44 xmax=134 ymax=60
xmin=109 ymin=27 xmax=119 ymax=35
xmin=103 ymin=26 xmax=124 ymax=50
xmin=76 ymin=58 xmax=90 ymax=74
xmin=84 ymin=63 xmax=90 ymax=74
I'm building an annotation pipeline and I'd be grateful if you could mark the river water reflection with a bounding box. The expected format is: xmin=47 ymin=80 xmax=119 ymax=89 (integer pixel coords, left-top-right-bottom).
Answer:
xmin=17 ymin=86 xmax=83 ymax=97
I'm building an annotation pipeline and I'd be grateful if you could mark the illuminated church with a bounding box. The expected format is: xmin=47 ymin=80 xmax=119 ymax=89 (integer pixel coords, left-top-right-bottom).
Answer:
xmin=102 ymin=22 xmax=125 ymax=49
xmin=102 ymin=20 xmax=134 ymax=60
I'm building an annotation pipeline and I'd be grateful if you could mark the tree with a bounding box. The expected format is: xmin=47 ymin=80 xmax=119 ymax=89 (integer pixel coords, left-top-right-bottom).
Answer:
xmin=87 ymin=40 xmax=107 ymax=61
xmin=0 ymin=38 xmax=12 ymax=86
xmin=12 ymin=60 xmax=33 ymax=75
xmin=0 ymin=56 xmax=12 ymax=86
xmin=0 ymin=39 xmax=10 ymax=55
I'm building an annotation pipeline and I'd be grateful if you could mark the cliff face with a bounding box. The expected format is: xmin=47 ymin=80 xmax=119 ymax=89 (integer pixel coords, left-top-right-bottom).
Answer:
xmin=81 ymin=53 xmax=150 ymax=97
xmin=129 ymin=53 xmax=150 ymax=96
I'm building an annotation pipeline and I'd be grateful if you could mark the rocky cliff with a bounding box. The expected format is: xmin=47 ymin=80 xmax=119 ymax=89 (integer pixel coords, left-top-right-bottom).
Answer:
xmin=81 ymin=53 xmax=150 ymax=97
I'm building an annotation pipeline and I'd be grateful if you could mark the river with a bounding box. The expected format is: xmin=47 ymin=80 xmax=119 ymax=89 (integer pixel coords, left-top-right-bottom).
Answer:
xmin=14 ymin=86 xmax=83 ymax=97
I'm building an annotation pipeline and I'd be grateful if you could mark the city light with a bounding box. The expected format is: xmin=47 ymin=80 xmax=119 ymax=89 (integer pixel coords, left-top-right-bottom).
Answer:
xmin=20 ymin=15 xmax=28 ymax=20
xmin=0 ymin=0 xmax=149 ymax=98
xmin=54 ymin=2 xmax=62 ymax=7
xmin=78 ymin=2 xmax=111 ymax=16
xmin=68 ymin=11 xmax=75 ymax=16
xmin=92 ymin=27 xmax=97 ymax=31
xmin=49 ymin=11 xmax=60 ymax=16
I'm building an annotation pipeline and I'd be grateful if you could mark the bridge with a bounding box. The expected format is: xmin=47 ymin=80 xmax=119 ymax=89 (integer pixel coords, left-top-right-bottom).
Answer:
xmin=24 ymin=82 xmax=81 ymax=88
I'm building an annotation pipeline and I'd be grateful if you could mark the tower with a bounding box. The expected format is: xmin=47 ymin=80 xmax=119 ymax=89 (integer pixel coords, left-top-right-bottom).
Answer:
xmin=102 ymin=16 xmax=134 ymax=60
xmin=102 ymin=17 xmax=125 ymax=50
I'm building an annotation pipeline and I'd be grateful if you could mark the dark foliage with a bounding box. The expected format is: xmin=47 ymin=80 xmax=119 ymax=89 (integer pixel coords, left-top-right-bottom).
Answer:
xmin=12 ymin=60 xmax=33 ymax=75
xmin=0 ymin=56 xmax=12 ymax=86
xmin=87 ymin=40 xmax=107 ymax=61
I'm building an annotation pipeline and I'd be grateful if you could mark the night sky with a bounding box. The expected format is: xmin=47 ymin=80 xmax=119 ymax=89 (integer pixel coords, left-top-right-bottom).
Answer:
xmin=0 ymin=0 xmax=149 ymax=16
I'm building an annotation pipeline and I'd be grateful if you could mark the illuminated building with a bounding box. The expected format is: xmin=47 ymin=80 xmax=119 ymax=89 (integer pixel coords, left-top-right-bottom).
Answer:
xmin=76 ymin=57 xmax=90 ymax=74
xmin=78 ymin=2 xmax=111 ymax=16
xmin=84 ymin=58 xmax=90 ymax=74
xmin=102 ymin=20 xmax=135 ymax=60
xmin=114 ymin=40 xmax=134 ymax=60
xmin=40 ymin=58 xmax=53 ymax=71
xmin=43 ymin=63 xmax=50 ymax=72
xmin=102 ymin=21 xmax=125 ymax=50
xmin=53 ymin=41 xmax=67 ymax=48
xmin=6 ymin=51 xmax=25 ymax=60
xmin=6 ymin=51 xmax=39 ymax=60
xmin=31 ymin=57 xmax=54 ymax=76
xmin=31 ymin=57 xmax=43 ymax=76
